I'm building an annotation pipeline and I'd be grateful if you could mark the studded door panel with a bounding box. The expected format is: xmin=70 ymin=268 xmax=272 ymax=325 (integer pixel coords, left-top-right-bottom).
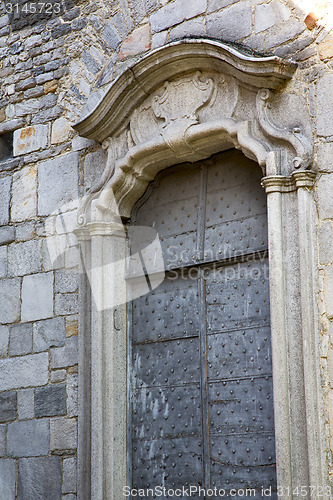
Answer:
xmin=129 ymin=151 xmax=277 ymax=496
xmin=132 ymin=274 xmax=200 ymax=344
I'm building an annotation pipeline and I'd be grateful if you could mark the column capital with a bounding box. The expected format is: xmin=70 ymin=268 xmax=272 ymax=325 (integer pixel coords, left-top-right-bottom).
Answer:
xmin=292 ymin=170 xmax=316 ymax=189
xmin=261 ymin=175 xmax=295 ymax=193
xmin=262 ymin=171 xmax=316 ymax=193
xmin=74 ymin=226 xmax=91 ymax=242
xmin=86 ymin=221 xmax=126 ymax=238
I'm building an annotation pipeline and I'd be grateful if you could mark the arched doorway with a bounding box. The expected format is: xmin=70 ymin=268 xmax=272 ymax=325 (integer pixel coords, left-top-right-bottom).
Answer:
xmin=74 ymin=41 xmax=324 ymax=499
xmin=127 ymin=150 xmax=277 ymax=495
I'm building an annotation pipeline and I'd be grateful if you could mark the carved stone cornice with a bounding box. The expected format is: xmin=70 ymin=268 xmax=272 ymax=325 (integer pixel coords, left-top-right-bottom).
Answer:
xmin=73 ymin=39 xmax=314 ymax=226
xmin=74 ymin=39 xmax=297 ymax=142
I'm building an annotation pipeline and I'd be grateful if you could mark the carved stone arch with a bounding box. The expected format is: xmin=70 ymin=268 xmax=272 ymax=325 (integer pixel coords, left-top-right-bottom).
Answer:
xmin=73 ymin=40 xmax=327 ymax=500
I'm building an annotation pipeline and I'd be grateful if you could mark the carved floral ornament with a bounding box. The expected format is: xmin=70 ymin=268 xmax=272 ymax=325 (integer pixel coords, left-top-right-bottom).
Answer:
xmin=73 ymin=39 xmax=314 ymax=227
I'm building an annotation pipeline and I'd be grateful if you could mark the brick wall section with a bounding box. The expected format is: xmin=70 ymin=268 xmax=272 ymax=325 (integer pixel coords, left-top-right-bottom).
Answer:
xmin=0 ymin=0 xmax=333 ymax=496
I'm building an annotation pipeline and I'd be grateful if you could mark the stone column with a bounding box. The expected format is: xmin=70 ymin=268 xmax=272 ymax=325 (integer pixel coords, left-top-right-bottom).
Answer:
xmin=82 ymin=221 xmax=127 ymax=500
xmin=262 ymin=176 xmax=294 ymax=497
xmin=293 ymin=171 xmax=327 ymax=496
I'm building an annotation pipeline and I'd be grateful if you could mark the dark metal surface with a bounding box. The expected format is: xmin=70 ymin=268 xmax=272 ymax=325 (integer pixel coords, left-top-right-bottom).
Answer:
xmin=128 ymin=150 xmax=276 ymax=496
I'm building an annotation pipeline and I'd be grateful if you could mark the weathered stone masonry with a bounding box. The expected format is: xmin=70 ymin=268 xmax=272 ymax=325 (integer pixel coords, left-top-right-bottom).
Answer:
xmin=1 ymin=0 xmax=333 ymax=497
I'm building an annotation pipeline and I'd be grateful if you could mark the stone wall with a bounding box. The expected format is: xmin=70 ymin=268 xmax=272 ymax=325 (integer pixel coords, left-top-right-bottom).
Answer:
xmin=0 ymin=0 xmax=333 ymax=496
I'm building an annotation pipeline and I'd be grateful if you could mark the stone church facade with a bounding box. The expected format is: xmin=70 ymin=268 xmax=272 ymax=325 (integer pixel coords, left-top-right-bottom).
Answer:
xmin=0 ymin=0 xmax=333 ymax=498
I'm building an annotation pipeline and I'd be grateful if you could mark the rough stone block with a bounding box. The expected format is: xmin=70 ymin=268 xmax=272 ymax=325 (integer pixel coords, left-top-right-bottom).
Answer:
xmin=206 ymin=2 xmax=252 ymax=41
xmin=0 ymin=176 xmax=11 ymax=226
xmin=17 ymin=389 xmax=34 ymax=420
xmin=7 ymin=419 xmax=49 ymax=457
xmin=0 ymin=246 xmax=6 ymax=278
xmin=44 ymin=80 xmax=58 ymax=94
xmin=15 ymin=98 xmax=41 ymax=117
xmin=9 ymin=323 xmax=33 ymax=356
xmin=96 ymin=59 xmax=115 ymax=88
xmin=51 ymin=336 xmax=78 ymax=369
xmin=169 ymin=17 xmax=205 ymax=41
xmin=8 ymin=240 xmax=42 ymax=277
xmin=102 ymin=21 xmax=122 ymax=49
xmin=128 ymin=0 xmax=157 ymax=26
xmin=317 ymin=174 xmax=333 ymax=220
xmin=65 ymin=317 xmax=78 ymax=337
xmin=24 ymin=34 xmax=42 ymax=50
xmin=0 ymin=226 xmax=15 ymax=246
xmin=24 ymin=85 xmax=44 ymax=99
xmin=317 ymin=75 xmax=333 ymax=137
xmin=18 ymin=457 xmax=61 ymax=500
xmin=35 ymin=384 xmax=67 ymax=417
xmin=111 ymin=11 xmax=128 ymax=38
xmin=0 ymin=391 xmax=17 ymax=422
xmin=151 ymin=30 xmax=168 ymax=49
xmin=84 ymin=149 xmax=107 ymax=191
xmin=254 ymin=1 xmax=290 ymax=34
xmin=65 ymin=246 xmax=80 ymax=270
xmin=119 ymin=24 xmax=150 ymax=60
xmin=325 ymin=265 xmax=333 ymax=320
xmin=0 ymin=118 xmax=24 ymax=135
xmin=0 ymin=353 xmax=48 ymax=390
xmin=71 ymin=136 xmax=95 ymax=151
xmin=31 ymin=105 xmax=62 ymax=125
xmin=151 ymin=0 xmax=207 ymax=33
xmin=55 ymin=270 xmax=79 ymax=293
xmin=36 ymin=72 xmax=54 ymax=85
xmin=13 ymin=124 xmax=48 ymax=156
xmin=21 ymin=272 xmax=54 ymax=322
xmin=207 ymin=0 xmax=238 ymax=13
xmin=51 ymin=117 xmax=71 ymax=144
xmin=11 ymin=166 xmax=37 ymax=222
xmin=0 ymin=425 xmax=6 ymax=456
xmin=33 ymin=316 xmax=66 ymax=353
xmin=15 ymin=221 xmax=35 ymax=242
xmin=50 ymin=417 xmax=77 ymax=451
xmin=82 ymin=50 xmax=101 ymax=75
xmin=55 ymin=210 xmax=78 ymax=235
xmin=0 ymin=459 xmax=16 ymax=500
xmin=0 ymin=278 xmax=21 ymax=324
xmin=51 ymin=370 xmax=66 ymax=383
xmin=318 ymin=222 xmax=333 ymax=265
xmin=0 ymin=15 xmax=9 ymax=29
xmin=55 ymin=293 xmax=78 ymax=316
xmin=319 ymin=37 xmax=333 ymax=61
xmin=62 ymin=457 xmax=77 ymax=494
xmin=41 ymin=93 xmax=58 ymax=110
xmin=0 ymin=325 xmax=9 ymax=357
xmin=43 ymin=234 xmax=67 ymax=271
xmin=38 ymin=153 xmax=79 ymax=216
xmin=317 ymin=142 xmax=333 ymax=172
xmin=265 ymin=19 xmax=305 ymax=49
xmin=67 ymin=373 xmax=78 ymax=418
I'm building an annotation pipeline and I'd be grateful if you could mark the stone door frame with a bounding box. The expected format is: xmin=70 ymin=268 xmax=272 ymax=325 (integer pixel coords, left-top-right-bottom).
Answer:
xmin=73 ymin=40 xmax=327 ymax=499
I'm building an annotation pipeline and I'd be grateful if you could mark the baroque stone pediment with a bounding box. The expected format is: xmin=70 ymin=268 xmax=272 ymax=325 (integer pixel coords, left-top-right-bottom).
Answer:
xmin=73 ymin=39 xmax=313 ymax=225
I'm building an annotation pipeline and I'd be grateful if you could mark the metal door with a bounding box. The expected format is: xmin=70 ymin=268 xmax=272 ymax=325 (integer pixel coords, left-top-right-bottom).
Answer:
xmin=127 ymin=150 xmax=277 ymax=498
